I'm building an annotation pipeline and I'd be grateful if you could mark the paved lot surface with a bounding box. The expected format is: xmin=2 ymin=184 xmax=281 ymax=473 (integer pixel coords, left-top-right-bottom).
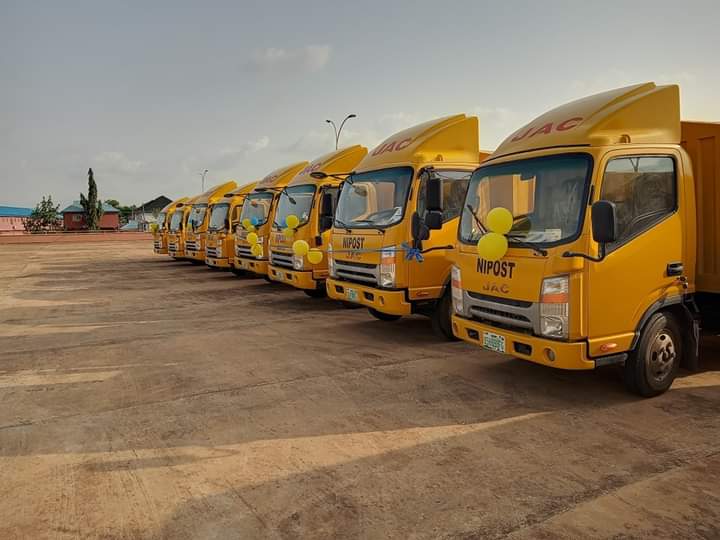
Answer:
xmin=1 ymin=241 xmax=719 ymax=539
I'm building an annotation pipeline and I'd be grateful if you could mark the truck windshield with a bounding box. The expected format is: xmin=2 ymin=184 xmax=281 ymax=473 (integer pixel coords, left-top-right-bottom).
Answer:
xmin=460 ymin=154 xmax=591 ymax=245
xmin=334 ymin=167 xmax=413 ymax=229
xmin=208 ymin=203 xmax=230 ymax=231
xmin=169 ymin=211 xmax=183 ymax=232
xmin=239 ymin=192 xmax=274 ymax=226
xmin=273 ymin=185 xmax=316 ymax=229
xmin=156 ymin=212 xmax=167 ymax=229
xmin=187 ymin=204 xmax=208 ymax=230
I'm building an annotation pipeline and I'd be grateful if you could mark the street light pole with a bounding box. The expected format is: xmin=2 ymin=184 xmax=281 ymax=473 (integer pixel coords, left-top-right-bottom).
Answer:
xmin=200 ymin=169 xmax=208 ymax=191
xmin=325 ymin=114 xmax=357 ymax=150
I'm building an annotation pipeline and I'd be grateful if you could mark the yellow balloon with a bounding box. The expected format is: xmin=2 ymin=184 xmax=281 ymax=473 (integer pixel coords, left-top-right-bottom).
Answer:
xmin=486 ymin=207 xmax=514 ymax=235
xmin=292 ymin=239 xmax=309 ymax=256
xmin=242 ymin=218 xmax=252 ymax=230
xmin=285 ymin=214 xmax=300 ymax=229
xmin=250 ymin=243 xmax=262 ymax=257
xmin=477 ymin=232 xmax=508 ymax=262
xmin=282 ymin=227 xmax=294 ymax=239
xmin=246 ymin=232 xmax=259 ymax=245
xmin=307 ymin=249 xmax=323 ymax=264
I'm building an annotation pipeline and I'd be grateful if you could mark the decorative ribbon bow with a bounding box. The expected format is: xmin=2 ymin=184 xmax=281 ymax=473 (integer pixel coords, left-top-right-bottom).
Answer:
xmin=401 ymin=242 xmax=424 ymax=263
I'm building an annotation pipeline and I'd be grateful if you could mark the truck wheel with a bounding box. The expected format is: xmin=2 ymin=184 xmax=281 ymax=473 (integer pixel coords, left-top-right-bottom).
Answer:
xmin=624 ymin=312 xmax=681 ymax=398
xmin=368 ymin=308 xmax=401 ymax=322
xmin=231 ymin=268 xmax=245 ymax=277
xmin=304 ymin=287 xmax=326 ymax=298
xmin=431 ymin=290 xmax=459 ymax=341
xmin=341 ymin=301 xmax=363 ymax=309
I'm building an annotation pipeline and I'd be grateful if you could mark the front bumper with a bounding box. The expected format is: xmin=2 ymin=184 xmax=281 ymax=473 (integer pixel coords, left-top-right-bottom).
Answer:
xmin=326 ymin=278 xmax=412 ymax=316
xmin=268 ymin=265 xmax=318 ymax=290
xmin=235 ymin=257 xmax=269 ymax=275
xmin=186 ymin=250 xmax=204 ymax=261
xmin=451 ymin=315 xmax=595 ymax=370
xmin=206 ymin=257 xmax=230 ymax=268
xmin=153 ymin=247 xmax=168 ymax=255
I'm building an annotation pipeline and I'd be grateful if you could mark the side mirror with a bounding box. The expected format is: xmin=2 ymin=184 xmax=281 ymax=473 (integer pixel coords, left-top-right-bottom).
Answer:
xmin=319 ymin=192 xmax=334 ymax=232
xmin=426 ymin=176 xmax=442 ymax=211
xmin=425 ymin=210 xmax=443 ymax=230
xmin=591 ymin=200 xmax=618 ymax=244
xmin=411 ymin=212 xmax=430 ymax=242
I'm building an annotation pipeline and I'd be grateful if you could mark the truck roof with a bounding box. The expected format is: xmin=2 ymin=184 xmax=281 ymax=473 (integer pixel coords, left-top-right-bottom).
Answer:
xmin=160 ymin=196 xmax=189 ymax=213
xmin=356 ymin=114 xmax=480 ymax=172
xmin=223 ymin=181 xmax=258 ymax=202
xmin=491 ymin=82 xmax=680 ymax=160
xmin=193 ymin=180 xmax=238 ymax=205
xmin=289 ymin=145 xmax=368 ymax=187
xmin=253 ymin=162 xmax=309 ymax=192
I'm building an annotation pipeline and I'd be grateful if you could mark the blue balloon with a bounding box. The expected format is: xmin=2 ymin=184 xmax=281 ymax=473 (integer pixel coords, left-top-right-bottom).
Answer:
xmin=250 ymin=217 xmax=259 ymax=226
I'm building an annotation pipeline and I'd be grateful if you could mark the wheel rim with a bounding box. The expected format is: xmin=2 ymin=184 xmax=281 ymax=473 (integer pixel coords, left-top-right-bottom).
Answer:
xmin=646 ymin=330 xmax=676 ymax=384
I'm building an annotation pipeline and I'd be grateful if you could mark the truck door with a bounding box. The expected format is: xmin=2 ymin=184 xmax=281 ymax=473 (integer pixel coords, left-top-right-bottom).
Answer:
xmin=413 ymin=170 xmax=470 ymax=297
xmin=587 ymin=151 xmax=685 ymax=354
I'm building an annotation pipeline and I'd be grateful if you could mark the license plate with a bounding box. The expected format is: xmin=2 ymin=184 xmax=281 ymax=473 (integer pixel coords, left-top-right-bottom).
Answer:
xmin=346 ymin=288 xmax=358 ymax=302
xmin=482 ymin=331 xmax=506 ymax=353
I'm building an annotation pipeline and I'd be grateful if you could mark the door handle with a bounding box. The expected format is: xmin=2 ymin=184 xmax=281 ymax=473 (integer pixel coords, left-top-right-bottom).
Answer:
xmin=666 ymin=262 xmax=684 ymax=277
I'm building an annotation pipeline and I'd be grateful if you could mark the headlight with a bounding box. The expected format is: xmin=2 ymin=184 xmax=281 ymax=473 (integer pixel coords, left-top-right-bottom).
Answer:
xmin=451 ymin=266 xmax=463 ymax=315
xmin=293 ymin=254 xmax=304 ymax=270
xmin=328 ymin=244 xmax=336 ymax=278
xmin=379 ymin=247 xmax=396 ymax=288
xmin=216 ymin=243 xmax=223 ymax=257
xmin=540 ymin=275 xmax=569 ymax=339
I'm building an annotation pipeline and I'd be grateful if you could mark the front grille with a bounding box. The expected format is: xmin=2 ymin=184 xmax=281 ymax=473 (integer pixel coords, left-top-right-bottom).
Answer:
xmin=186 ymin=240 xmax=198 ymax=251
xmin=271 ymin=251 xmax=294 ymax=269
xmin=462 ymin=290 xmax=538 ymax=334
xmin=236 ymin=246 xmax=253 ymax=258
xmin=153 ymin=241 xmax=161 ymax=249
xmin=207 ymin=246 xmax=222 ymax=258
xmin=168 ymin=243 xmax=178 ymax=252
xmin=335 ymin=259 xmax=378 ymax=286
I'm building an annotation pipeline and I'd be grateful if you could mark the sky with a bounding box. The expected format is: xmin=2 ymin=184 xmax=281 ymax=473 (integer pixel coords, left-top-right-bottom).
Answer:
xmin=2 ymin=0 xmax=720 ymax=208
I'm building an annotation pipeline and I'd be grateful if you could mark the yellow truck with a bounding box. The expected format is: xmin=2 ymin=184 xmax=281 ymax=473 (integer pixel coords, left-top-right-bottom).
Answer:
xmin=153 ymin=197 xmax=188 ymax=254
xmin=206 ymin=182 xmax=257 ymax=271
xmin=234 ymin=162 xmax=308 ymax=277
xmin=267 ymin=146 xmax=368 ymax=296
xmin=167 ymin=199 xmax=194 ymax=258
xmin=323 ymin=115 xmax=489 ymax=338
xmin=450 ymin=82 xmax=720 ymax=397
xmin=183 ymin=181 xmax=238 ymax=263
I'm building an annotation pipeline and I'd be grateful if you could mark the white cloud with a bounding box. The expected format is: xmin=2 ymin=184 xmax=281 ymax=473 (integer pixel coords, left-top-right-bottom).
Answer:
xmin=183 ymin=135 xmax=271 ymax=176
xmin=91 ymin=151 xmax=143 ymax=175
xmin=245 ymin=45 xmax=331 ymax=74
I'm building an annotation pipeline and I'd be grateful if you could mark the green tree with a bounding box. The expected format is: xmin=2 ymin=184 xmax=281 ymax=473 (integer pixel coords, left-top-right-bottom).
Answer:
xmin=105 ymin=199 xmax=120 ymax=209
xmin=80 ymin=168 xmax=103 ymax=229
xmin=24 ymin=195 xmax=60 ymax=233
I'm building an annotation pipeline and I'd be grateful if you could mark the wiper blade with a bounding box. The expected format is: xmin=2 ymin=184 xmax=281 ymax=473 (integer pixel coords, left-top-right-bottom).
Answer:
xmin=334 ymin=219 xmax=352 ymax=233
xmin=466 ymin=204 xmax=487 ymax=235
xmin=351 ymin=220 xmax=386 ymax=234
xmin=507 ymin=236 xmax=548 ymax=257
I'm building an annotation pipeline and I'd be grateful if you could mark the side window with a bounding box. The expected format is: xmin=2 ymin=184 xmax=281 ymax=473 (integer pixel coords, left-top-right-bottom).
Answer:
xmin=323 ymin=186 xmax=340 ymax=214
xmin=417 ymin=171 xmax=471 ymax=222
xmin=600 ymin=155 xmax=676 ymax=251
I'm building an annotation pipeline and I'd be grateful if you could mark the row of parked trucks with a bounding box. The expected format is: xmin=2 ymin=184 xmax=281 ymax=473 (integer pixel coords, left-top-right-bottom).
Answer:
xmin=153 ymin=82 xmax=719 ymax=397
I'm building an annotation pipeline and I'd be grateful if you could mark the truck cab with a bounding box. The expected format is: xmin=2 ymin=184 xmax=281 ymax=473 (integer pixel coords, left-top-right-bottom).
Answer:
xmin=234 ymin=162 xmax=308 ymax=277
xmin=167 ymin=198 xmax=195 ymax=258
xmin=267 ymin=146 xmax=368 ymax=296
xmin=324 ymin=114 xmax=488 ymax=338
xmin=183 ymin=181 xmax=238 ymax=262
xmin=451 ymin=82 xmax=719 ymax=397
xmin=153 ymin=197 xmax=188 ymax=254
xmin=206 ymin=182 xmax=257 ymax=270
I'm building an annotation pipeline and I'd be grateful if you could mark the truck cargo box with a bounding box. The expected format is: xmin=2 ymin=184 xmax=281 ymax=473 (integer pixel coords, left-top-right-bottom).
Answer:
xmin=681 ymin=121 xmax=720 ymax=294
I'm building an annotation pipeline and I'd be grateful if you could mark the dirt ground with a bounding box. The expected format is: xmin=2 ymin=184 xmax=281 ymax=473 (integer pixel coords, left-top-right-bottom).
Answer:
xmin=1 ymin=241 xmax=719 ymax=540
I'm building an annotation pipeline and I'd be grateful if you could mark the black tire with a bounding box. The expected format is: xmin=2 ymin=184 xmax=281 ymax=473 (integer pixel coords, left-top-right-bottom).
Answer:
xmin=341 ymin=301 xmax=363 ymax=309
xmin=624 ymin=312 xmax=681 ymax=398
xmin=231 ymin=267 xmax=245 ymax=277
xmin=368 ymin=308 xmax=401 ymax=322
xmin=431 ymin=289 xmax=459 ymax=341
xmin=304 ymin=287 xmax=326 ymax=298
xmin=263 ymin=275 xmax=274 ymax=283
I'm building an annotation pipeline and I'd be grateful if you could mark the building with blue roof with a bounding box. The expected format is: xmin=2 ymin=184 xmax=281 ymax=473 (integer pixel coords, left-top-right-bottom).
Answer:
xmin=61 ymin=201 xmax=120 ymax=230
xmin=0 ymin=206 xmax=33 ymax=232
